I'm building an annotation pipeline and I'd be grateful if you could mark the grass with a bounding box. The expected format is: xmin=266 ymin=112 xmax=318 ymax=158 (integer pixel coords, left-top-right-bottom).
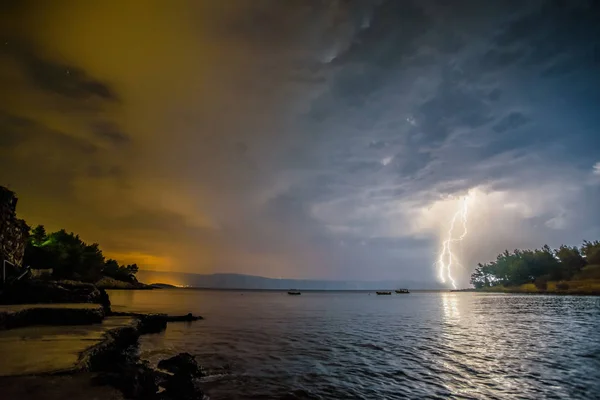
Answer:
xmin=481 ymin=277 xmax=600 ymax=295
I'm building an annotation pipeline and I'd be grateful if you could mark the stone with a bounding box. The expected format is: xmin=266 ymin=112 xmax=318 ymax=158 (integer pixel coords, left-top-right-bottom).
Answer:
xmin=94 ymin=363 xmax=159 ymax=399
xmin=157 ymin=353 xmax=203 ymax=378
xmin=137 ymin=313 xmax=168 ymax=334
xmin=162 ymin=374 xmax=204 ymax=400
xmin=165 ymin=313 xmax=203 ymax=322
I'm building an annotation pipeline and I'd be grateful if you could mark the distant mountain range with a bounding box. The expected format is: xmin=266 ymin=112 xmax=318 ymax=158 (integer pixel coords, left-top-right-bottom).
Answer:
xmin=137 ymin=271 xmax=446 ymax=290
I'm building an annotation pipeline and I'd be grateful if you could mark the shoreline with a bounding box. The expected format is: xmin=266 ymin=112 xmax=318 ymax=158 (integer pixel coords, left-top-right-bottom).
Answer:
xmin=452 ymin=287 xmax=600 ymax=296
xmin=0 ymin=282 xmax=205 ymax=399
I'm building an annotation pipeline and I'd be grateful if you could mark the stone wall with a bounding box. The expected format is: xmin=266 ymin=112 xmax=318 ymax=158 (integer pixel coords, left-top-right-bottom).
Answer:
xmin=0 ymin=186 xmax=29 ymax=270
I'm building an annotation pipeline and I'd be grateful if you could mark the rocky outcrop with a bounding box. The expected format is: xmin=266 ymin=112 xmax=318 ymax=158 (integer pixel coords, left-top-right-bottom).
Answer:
xmin=0 ymin=304 xmax=105 ymax=330
xmin=157 ymin=353 xmax=204 ymax=378
xmin=110 ymin=312 xmax=203 ymax=334
xmin=0 ymin=279 xmax=109 ymax=307
xmin=95 ymin=276 xmax=153 ymax=290
xmin=78 ymin=323 xmax=140 ymax=372
xmin=157 ymin=353 xmax=205 ymax=400
xmin=82 ymin=323 xmax=205 ymax=399
xmin=0 ymin=186 xmax=29 ymax=275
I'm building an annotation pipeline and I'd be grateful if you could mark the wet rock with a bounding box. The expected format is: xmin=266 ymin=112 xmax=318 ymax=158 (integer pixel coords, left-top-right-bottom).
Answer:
xmin=80 ymin=325 xmax=140 ymax=371
xmin=158 ymin=353 xmax=204 ymax=399
xmin=95 ymin=362 xmax=159 ymax=399
xmin=98 ymin=288 xmax=112 ymax=313
xmin=110 ymin=312 xmax=203 ymax=333
xmin=137 ymin=313 xmax=168 ymax=334
xmin=157 ymin=353 xmax=203 ymax=378
xmin=161 ymin=374 xmax=204 ymax=400
xmin=165 ymin=313 xmax=203 ymax=322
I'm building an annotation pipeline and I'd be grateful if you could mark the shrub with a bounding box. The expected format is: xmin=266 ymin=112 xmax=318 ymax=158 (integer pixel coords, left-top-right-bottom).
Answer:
xmin=534 ymin=276 xmax=548 ymax=291
xmin=556 ymin=281 xmax=570 ymax=291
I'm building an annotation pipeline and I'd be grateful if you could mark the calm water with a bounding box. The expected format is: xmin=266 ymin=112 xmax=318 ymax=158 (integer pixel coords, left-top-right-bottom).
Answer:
xmin=108 ymin=290 xmax=600 ymax=399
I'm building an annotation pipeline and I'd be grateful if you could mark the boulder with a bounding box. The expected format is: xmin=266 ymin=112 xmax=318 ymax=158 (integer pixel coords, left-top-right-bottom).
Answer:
xmin=162 ymin=374 xmax=204 ymax=400
xmin=158 ymin=353 xmax=204 ymax=400
xmin=165 ymin=313 xmax=203 ymax=322
xmin=138 ymin=313 xmax=169 ymax=334
xmin=157 ymin=353 xmax=203 ymax=378
xmin=94 ymin=362 xmax=160 ymax=399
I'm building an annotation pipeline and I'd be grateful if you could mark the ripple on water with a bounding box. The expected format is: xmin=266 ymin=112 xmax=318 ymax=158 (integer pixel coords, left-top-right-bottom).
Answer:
xmin=103 ymin=290 xmax=600 ymax=399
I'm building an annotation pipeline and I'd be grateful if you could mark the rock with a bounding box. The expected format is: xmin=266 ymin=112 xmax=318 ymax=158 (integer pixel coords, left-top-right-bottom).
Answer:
xmin=158 ymin=353 xmax=204 ymax=399
xmin=0 ymin=279 xmax=106 ymax=305
xmin=98 ymin=288 xmax=112 ymax=313
xmin=157 ymin=353 xmax=203 ymax=378
xmin=0 ymin=304 xmax=105 ymax=330
xmin=80 ymin=325 xmax=140 ymax=371
xmin=95 ymin=276 xmax=153 ymax=290
xmin=162 ymin=374 xmax=204 ymax=400
xmin=110 ymin=312 xmax=203 ymax=334
xmin=165 ymin=313 xmax=203 ymax=322
xmin=137 ymin=313 xmax=168 ymax=334
xmin=94 ymin=362 xmax=160 ymax=399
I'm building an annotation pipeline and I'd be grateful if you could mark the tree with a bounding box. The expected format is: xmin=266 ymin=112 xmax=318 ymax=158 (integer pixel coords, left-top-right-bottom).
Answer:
xmin=103 ymin=260 xmax=139 ymax=283
xmin=31 ymin=225 xmax=47 ymax=246
xmin=470 ymin=240 xmax=599 ymax=289
xmin=126 ymin=263 xmax=139 ymax=275
xmin=554 ymin=245 xmax=586 ymax=279
xmin=581 ymin=240 xmax=600 ymax=265
xmin=21 ymin=221 xmax=143 ymax=283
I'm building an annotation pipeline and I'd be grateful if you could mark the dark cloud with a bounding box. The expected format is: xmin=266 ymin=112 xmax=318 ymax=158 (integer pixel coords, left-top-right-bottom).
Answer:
xmin=0 ymin=110 xmax=96 ymax=154
xmin=3 ymin=40 xmax=119 ymax=102
xmin=87 ymin=165 xmax=124 ymax=179
xmin=92 ymin=122 xmax=130 ymax=145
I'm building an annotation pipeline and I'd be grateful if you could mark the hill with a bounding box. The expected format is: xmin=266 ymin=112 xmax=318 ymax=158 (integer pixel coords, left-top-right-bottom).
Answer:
xmin=136 ymin=271 xmax=443 ymax=290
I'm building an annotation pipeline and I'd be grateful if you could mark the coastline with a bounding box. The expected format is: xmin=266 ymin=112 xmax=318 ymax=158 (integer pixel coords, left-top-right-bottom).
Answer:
xmin=0 ymin=281 xmax=205 ymax=399
xmin=453 ymin=282 xmax=600 ymax=296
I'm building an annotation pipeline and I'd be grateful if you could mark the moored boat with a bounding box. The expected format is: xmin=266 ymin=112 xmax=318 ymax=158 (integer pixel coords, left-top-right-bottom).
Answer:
xmin=395 ymin=289 xmax=410 ymax=294
xmin=288 ymin=290 xmax=301 ymax=295
xmin=376 ymin=291 xmax=392 ymax=295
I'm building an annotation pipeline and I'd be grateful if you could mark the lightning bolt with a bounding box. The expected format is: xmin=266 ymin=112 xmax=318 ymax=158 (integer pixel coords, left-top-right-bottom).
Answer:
xmin=436 ymin=195 xmax=470 ymax=289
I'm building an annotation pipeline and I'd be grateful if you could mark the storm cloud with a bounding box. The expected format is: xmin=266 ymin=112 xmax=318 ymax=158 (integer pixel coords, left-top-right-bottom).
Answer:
xmin=1 ymin=0 xmax=599 ymax=286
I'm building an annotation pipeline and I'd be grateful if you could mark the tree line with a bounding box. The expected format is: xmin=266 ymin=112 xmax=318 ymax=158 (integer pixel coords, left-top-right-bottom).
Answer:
xmin=24 ymin=225 xmax=139 ymax=283
xmin=470 ymin=240 xmax=600 ymax=289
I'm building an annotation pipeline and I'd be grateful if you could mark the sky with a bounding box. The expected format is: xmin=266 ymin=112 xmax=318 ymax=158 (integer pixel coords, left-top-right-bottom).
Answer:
xmin=1 ymin=0 xmax=599 ymax=287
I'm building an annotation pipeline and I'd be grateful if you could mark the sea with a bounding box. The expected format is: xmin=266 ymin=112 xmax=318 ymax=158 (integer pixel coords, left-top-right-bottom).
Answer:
xmin=107 ymin=290 xmax=600 ymax=400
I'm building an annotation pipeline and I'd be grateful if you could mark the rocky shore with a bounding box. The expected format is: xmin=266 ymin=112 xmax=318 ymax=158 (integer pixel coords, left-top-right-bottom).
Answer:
xmin=0 ymin=280 xmax=206 ymax=399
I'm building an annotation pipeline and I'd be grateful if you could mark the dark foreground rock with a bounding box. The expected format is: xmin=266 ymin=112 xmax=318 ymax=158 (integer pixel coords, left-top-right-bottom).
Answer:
xmin=95 ymin=277 xmax=154 ymax=290
xmin=157 ymin=353 xmax=204 ymax=378
xmin=110 ymin=312 xmax=203 ymax=334
xmin=0 ymin=304 xmax=105 ymax=330
xmin=93 ymin=352 xmax=205 ymax=399
xmin=80 ymin=317 xmax=205 ymax=399
xmin=0 ymin=279 xmax=111 ymax=312
xmin=0 ymin=374 xmax=125 ymax=400
xmin=94 ymin=362 xmax=160 ymax=399
xmin=158 ymin=353 xmax=205 ymax=400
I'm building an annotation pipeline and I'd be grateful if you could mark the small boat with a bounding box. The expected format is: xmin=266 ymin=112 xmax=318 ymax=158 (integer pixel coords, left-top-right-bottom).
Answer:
xmin=288 ymin=290 xmax=301 ymax=295
xmin=376 ymin=291 xmax=392 ymax=295
xmin=395 ymin=289 xmax=410 ymax=294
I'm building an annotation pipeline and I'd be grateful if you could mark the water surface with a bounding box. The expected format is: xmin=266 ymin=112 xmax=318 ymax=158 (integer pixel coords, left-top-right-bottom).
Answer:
xmin=108 ymin=290 xmax=600 ymax=399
